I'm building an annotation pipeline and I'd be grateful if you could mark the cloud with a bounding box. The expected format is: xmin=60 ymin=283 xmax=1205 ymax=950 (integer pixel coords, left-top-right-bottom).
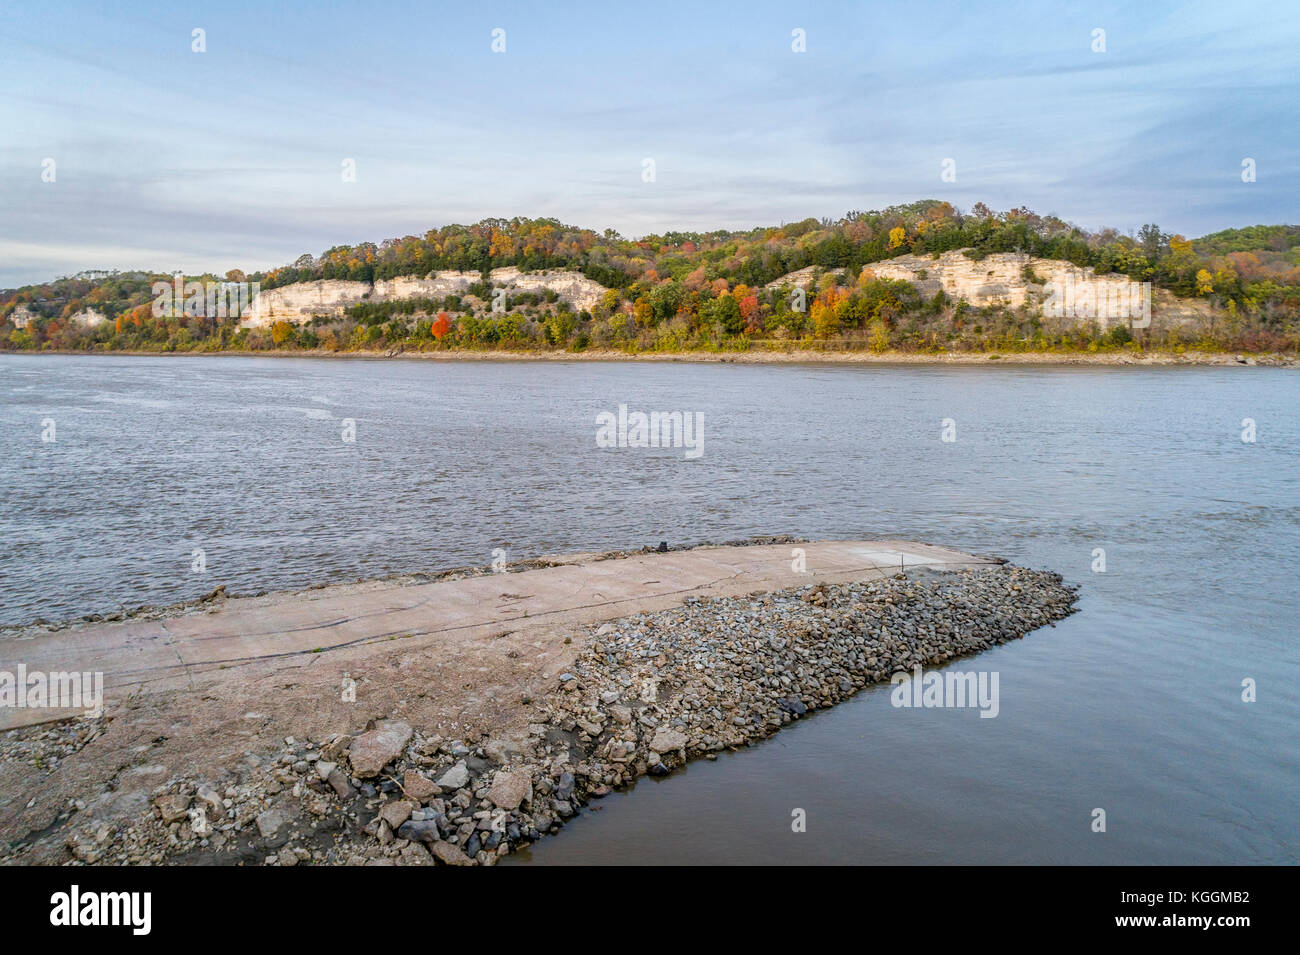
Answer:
xmin=2 ymin=0 xmax=1297 ymax=285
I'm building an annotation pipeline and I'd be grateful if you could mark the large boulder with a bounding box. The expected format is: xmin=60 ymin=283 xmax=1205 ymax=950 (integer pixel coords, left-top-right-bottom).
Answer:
xmin=154 ymin=793 xmax=191 ymax=825
xmin=402 ymin=771 xmax=438 ymax=803
xmin=348 ymin=721 xmax=413 ymax=778
xmin=379 ymin=799 xmax=416 ymax=829
xmin=256 ymin=808 xmax=291 ymax=839
xmin=431 ymin=841 xmax=475 ymax=866
xmin=487 ymin=770 xmax=532 ymax=811
xmin=649 ymin=727 xmax=688 ymax=755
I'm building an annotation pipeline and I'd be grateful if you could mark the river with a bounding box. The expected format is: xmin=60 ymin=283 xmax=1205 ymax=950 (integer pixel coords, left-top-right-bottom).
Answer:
xmin=1 ymin=354 xmax=1296 ymax=863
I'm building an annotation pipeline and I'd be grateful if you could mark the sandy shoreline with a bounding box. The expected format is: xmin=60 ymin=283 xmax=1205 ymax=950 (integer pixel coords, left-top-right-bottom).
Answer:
xmin=0 ymin=541 xmax=1077 ymax=866
xmin=5 ymin=347 xmax=1296 ymax=366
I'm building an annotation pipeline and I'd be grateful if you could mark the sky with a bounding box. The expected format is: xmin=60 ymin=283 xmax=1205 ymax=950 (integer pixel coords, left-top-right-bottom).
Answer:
xmin=1 ymin=0 xmax=1298 ymax=287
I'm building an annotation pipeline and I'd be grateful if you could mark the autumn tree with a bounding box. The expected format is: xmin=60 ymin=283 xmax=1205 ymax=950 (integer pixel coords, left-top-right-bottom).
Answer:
xmin=633 ymin=296 xmax=654 ymax=328
xmin=271 ymin=320 xmax=295 ymax=346
xmin=811 ymin=297 xmax=840 ymax=338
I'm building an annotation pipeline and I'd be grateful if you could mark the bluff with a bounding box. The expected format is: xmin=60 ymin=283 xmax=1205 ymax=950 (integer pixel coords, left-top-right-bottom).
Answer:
xmin=766 ymin=250 xmax=1214 ymax=331
xmin=240 ymin=268 xmax=607 ymax=328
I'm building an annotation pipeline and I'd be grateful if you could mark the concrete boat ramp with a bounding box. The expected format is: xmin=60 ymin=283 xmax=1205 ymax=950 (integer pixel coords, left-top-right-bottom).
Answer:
xmin=0 ymin=540 xmax=997 ymax=730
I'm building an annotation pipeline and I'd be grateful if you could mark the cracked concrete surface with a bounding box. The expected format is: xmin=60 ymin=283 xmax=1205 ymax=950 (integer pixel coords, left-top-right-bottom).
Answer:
xmin=1 ymin=540 xmax=993 ymax=732
xmin=0 ymin=540 xmax=998 ymax=855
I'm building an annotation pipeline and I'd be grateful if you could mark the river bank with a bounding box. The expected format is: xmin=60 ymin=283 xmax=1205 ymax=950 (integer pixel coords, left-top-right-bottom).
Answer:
xmin=5 ymin=347 xmax=1296 ymax=366
xmin=0 ymin=542 xmax=1076 ymax=866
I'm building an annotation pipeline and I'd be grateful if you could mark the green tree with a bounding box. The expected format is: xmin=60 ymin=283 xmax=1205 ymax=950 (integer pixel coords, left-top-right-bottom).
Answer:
xmin=710 ymin=294 xmax=743 ymax=335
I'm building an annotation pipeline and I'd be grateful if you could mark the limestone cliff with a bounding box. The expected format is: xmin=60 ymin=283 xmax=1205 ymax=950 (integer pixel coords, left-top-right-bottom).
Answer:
xmin=9 ymin=304 xmax=36 ymax=329
xmin=766 ymin=250 xmax=1214 ymax=331
xmin=240 ymin=268 xmax=607 ymax=328
xmin=486 ymin=267 xmax=605 ymax=313
xmin=70 ymin=307 xmax=108 ymax=328
xmin=240 ymin=280 xmax=370 ymax=328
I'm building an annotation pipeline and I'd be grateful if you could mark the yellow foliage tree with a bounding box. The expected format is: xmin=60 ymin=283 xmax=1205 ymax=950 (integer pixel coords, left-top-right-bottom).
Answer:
xmin=811 ymin=299 xmax=840 ymax=338
xmin=888 ymin=227 xmax=906 ymax=250
xmin=633 ymin=296 xmax=654 ymax=328
xmin=870 ymin=321 xmax=890 ymax=353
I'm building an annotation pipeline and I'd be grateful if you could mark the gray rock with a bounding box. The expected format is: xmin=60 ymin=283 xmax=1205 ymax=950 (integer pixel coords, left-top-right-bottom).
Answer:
xmin=554 ymin=772 xmax=575 ymax=801
xmin=649 ymin=727 xmax=688 ymax=755
xmin=327 ymin=769 xmax=354 ymax=799
xmin=397 ymin=819 xmax=441 ymax=843
xmin=400 ymin=841 xmax=433 ymax=866
xmin=435 ymin=761 xmax=470 ymax=790
xmin=256 ymin=808 xmax=290 ymax=839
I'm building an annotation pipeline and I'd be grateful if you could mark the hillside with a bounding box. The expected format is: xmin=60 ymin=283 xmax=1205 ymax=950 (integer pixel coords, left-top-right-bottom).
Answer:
xmin=3 ymin=202 xmax=1298 ymax=355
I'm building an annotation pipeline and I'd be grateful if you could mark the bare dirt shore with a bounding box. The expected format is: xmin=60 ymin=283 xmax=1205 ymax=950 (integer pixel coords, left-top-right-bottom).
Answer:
xmin=15 ymin=347 xmax=1298 ymax=366
xmin=0 ymin=540 xmax=1076 ymax=866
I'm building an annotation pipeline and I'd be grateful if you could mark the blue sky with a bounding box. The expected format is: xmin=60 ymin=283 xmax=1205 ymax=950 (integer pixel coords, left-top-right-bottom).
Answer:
xmin=2 ymin=0 xmax=1297 ymax=286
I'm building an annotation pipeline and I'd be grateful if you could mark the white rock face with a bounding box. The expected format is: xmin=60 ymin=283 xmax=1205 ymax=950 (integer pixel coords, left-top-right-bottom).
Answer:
xmin=9 ymin=304 xmax=36 ymax=328
xmin=240 ymin=280 xmax=372 ymax=328
xmin=863 ymin=251 xmax=1144 ymax=320
xmin=69 ymin=307 xmax=108 ymax=328
xmin=240 ymin=269 xmax=608 ymax=328
xmin=763 ymin=266 xmax=820 ymax=294
xmin=370 ymin=272 xmax=475 ymax=301
xmin=767 ymin=250 xmax=1207 ymax=330
xmin=487 ymin=267 xmax=606 ymax=313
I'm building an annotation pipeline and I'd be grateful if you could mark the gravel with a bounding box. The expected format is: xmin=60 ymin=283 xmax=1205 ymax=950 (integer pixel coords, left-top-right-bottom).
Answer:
xmin=0 ymin=564 xmax=1076 ymax=866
